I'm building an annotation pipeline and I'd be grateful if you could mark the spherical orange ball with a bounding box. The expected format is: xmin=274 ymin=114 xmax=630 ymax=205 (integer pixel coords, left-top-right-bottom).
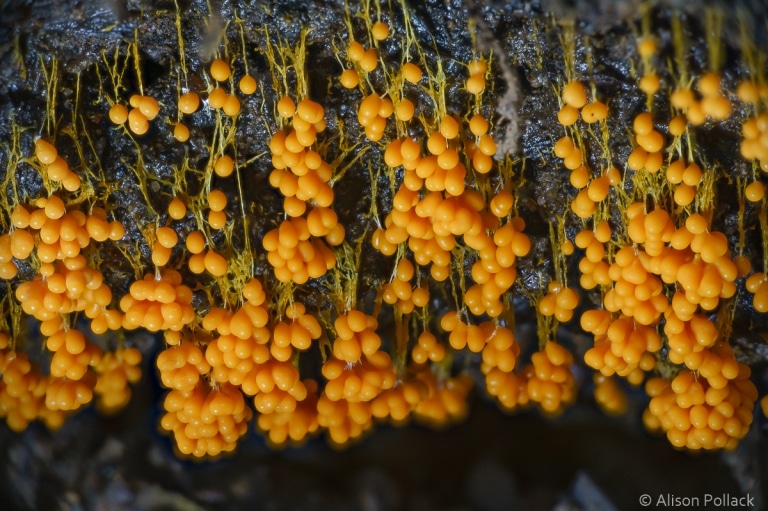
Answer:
xmin=210 ymin=58 xmax=231 ymax=82
xmin=239 ymin=75 xmax=257 ymax=95
xmin=179 ymin=91 xmax=200 ymax=114
xmin=173 ymin=123 xmax=190 ymax=142
xmin=401 ymin=62 xmax=422 ymax=83
xmin=340 ymin=69 xmax=360 ymax=89
xmin=109 ymin=104 xmax=128 ymax=125
xmin=371 ymin=21 xmax=389 ymax=41
xmin=562 ymin=81 xmax=587 ymax=108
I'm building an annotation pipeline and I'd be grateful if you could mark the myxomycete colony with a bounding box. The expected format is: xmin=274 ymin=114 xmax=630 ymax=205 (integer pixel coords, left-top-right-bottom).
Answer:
xmin=1 ymin=0 xmax=768 ymax=461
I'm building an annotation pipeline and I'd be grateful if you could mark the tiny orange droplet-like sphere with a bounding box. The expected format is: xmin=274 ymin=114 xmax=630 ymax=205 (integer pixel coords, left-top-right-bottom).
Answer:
xmin=371 ymin=21 xmax=389 ymax=41
xmin=581 ymin=101 xmax=608 ymax=123
xmin=395 ymin=99 xmax=415 ymax=121
xmin=109 ymin=104 xmax=128 ymax=125
xmin=339 ymin=69 xmax=360 ymax=89
xmin=439 ymin=116 xmax=459 ymax=139
xmin=210 ymin=58 xmax=231 ymax=82
xmin=637 ymin=37 xmax=657 ymax=57
xmin=168 ymin=197 xmax=187 ymax=220
xmin=347 ymin=41 xmax=365 ymax=62
xmin=208 ymin=87 xmax=227 ymax=109
xmin=562 ymin=80 xmax=587 ymax=108
xmin=401 ymin=62 xmax=422 ymax=83
xmin=239 ymin=75 xmax=257 ymax=95
xmin=668 ymin=115 xmax=687 ymax=137
xmin=35 ymin=139 xmax=58 ymax=164
xmin=139 ymin=96 xmax=160 ymax=120
xmin=277 ymin=95 xmax=295 ymax=118
xmin=466 ymin=74 xmax=485 ymax=94
xmin=469 ymin=114 xmax=489 ymax=137
xmin=127 ymin=109 xmax=149 ymax=135
xmin=173 ymin=123 xmax=190 ymax=142
xmin=178 ymin=91 xmax=200 ymax=114
xmin=557 ymin=104 xmax=579 ymax=126
xmin=208 ymin=189 xmax=228 ymax=212
xmin=745 ymin=181 xmax=765 ymax=202
xmin=359 ymin=48 xmax=379 ymax=73
xmin=639 ymin=73 xmax=660 ymax=95
xmin=214 ymin=155 xmax=234 ymax=177
xmin=186 ymin=230 xmax=206 ymax=254
xmin=468 ymin=59 xmax=487 ymax=76
xmin=204 ymin=249 xmax=228 ymax=276
xmin=222 ymin=94 xmax=241 ymax=117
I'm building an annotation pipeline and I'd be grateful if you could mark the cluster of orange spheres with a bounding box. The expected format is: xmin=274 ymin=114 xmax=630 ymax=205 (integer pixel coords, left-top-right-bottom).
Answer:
xmin=6 ymin=195 xmax=122 ymax=277
xmin=263 ymin=217 xmax=338 ymax=284
xmin=347 ymin=40 xmax=379 ymax=74
xmin=185 ymin=230 xmax=229 ymax=278
xmin=272 ymin=301 xmax=323 ymax=354
xmin=269 ymin=99 xmax=335 ymax=212
xmin=317 ymin=351 xmax=396 ymax=444
xmin=276 ymin=95 xmax=326 ymax=143
xmin=331 ymin=310 xmax=382 ymax=363
xmin=256 ymin=379 xmax=319 ymax=446
xmin=410 ymin=371 xmax=473 ymax=427
xmin=628 ymin=112 xmax=665 ymax=174
xmin=676 ymin=72 xmax=732 ymax=126
xmin=636 ymin=37 xmax=661 ymax=96
xmin=746 ymin=272 xmax=768 ymax=312
xmin=156 ymin=340 xmax=210 ymax=393
xmin=440 ymin=316 xmax=523 ymax=405
xmin=583 ymin=314 xmax=659 ymax=383
xmin=523 ymin=341 xmax=576 ymax=414
xmin=357 ymin=93 xmax=393 ymax=141
xmin=573 ymin=226 xmax=612 ymax=290
xmin=0 ymin=335 xmax=66 ymax=431
xmin=466 ymin=59 xmax=487 ymax=95
xmin=93 ymin=347 xmax=142 ymax=413
xmin=663 ymin=158 xmax=704 ymax=206
xmin=45 ymin=326 xmax=100 ymax=384
xmin=33 ymin=139 xmax=82 ymax=191
xmin=264 ymin=95 xmax=345 ymax=284
xmin=441 ymin=314 xmax=521 ymax=374
xmin=538 ymin=281 xmax=580 ymax=322
xmin=161 ymin=381 xmax=252 ymax=458
xmin=14 ymin=256 xmax=114 ymax=331
xmin=207 ymin=58 xmax=250 ymax=117
xmin=381 ymin=258 xmax=429 ymax=314
xmin=237 ymin=358 xmax=309 ymax=417
xmin=464 ymin=220 xmax=528 ymax=317
xmin=557 ymin=80 xmax=608 ymax=126
xmin=43 ymin=329 xmax=102 ymax=413
xmin=602 ymin=246 xmax=668 ymax=326
xmin=411 ymin=331 xmax=446 ymax=364
xmin=316 ymin=389 xmax=374 ymax=446
xmin=370 ymin=377 xmax=427 ymax=423
xmin=440 ymin=310 xmax=488 ymax=353
xmin=108 ymin=94 xmax=160 ymax=136
xmin=199 ymin=287 xmax=270 ymax=378
xmin=119 ymin=269 xmax=195 ymax=332
xmin=553 ymin=136 xmax=614 ymax=219
xmin=485 ymin=364 xmax=528 ymax=412
xmin=593 ymin=375 xmax=629 ymax=415
xmin=667 ymin=221 xmax=735 ymax=311
xmin=643 ymin=366 xmax=757 ymax=450
xmin=322 ymin=348 xmax=395 ymax=405
xmin=340 ymin=35 xmax=380 ymax=88
xmin=739 ymin=109 xmax=768 ymax=194
xmin=203 ymin=323 xmax=269 ymax=388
